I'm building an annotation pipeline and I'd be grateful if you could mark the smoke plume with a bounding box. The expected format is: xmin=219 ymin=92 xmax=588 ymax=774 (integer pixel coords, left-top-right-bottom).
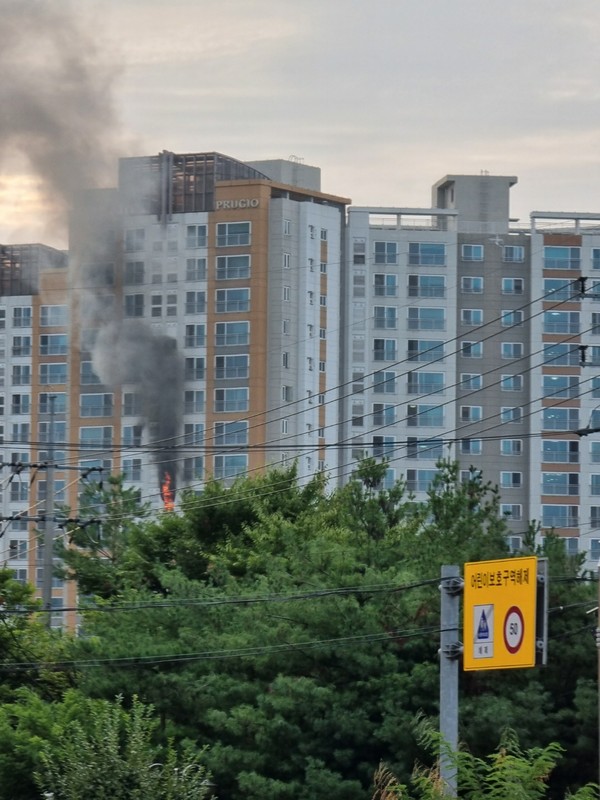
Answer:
xmin=0 ymin=0 xmax=122 ymax=236
xmin=0 ymin=0 xmax=184 ymax=494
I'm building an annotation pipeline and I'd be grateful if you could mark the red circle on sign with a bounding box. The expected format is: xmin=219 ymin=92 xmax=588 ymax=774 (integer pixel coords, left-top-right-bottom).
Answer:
xmin=503 ymin=606 xmax=525 ymax=653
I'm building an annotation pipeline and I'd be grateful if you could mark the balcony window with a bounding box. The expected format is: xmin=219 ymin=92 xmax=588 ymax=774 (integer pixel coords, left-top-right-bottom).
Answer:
xmin=544 ymin=246 xmax=580 ymax=270
xmin=216 ymin=221 xmax=250 ymax=247
xmin=408 ymin=242 xmax=445 ymax=266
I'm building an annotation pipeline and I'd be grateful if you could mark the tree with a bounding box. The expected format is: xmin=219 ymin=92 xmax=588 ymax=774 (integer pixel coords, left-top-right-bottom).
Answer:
xmin=36 ymin=694 xmax=213 ymax=800
xmin=55 ymin=475 xmax=150 ymax=598
xmin=372 ymin=722 xmax=598 ymax=800
xmin=0 ymin=569 xmax=73 ymax=703
xmin=64 ymin=463 xmax=597 ymax=798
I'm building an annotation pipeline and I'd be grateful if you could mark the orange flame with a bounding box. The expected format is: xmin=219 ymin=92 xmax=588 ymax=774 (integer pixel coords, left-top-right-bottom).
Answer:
xmin=161 ymin=472 xmax=175 ymax=512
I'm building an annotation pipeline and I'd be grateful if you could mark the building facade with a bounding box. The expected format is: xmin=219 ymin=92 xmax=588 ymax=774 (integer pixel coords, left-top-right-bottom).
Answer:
xmin=3 ymin=159 xmax=600 ymax=615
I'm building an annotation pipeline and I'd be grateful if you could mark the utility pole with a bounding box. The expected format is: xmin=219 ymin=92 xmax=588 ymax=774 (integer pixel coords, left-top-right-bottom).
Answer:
xmin=42 ymin=395 xmax=56 ymax=628
xmin=439 ymin=565 xmax=462 ymax=797
xmin=597 ymin=565 xmax=600 ymax=789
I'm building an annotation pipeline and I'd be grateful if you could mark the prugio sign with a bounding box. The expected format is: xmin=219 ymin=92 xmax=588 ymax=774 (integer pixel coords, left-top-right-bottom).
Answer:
xmin=216 ymin=198 xmax=260 ymax=210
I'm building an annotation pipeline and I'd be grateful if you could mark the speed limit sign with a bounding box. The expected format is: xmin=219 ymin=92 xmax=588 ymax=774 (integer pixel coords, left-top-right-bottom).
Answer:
xmin=503 ymin=606 xmax=525 ymax=654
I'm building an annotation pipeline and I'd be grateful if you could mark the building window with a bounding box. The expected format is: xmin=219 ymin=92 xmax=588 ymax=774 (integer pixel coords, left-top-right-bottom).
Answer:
xmin=80 ymin=393 xmax=113 ymax=417
xmin=373 ymin=371 xmax=396 ymax=394
xmin=215 ymin=321 xmax=249 ymax=346
xmin=407 ymin=403 xmax=444 ymax=427
xmin=408 ymin=340 xmax=444 ymax=362
xmin=185 ymin=291 xmax=206 ymax=314
xmin=39 ymin=334 xmax=68 ymax=355
xmin=542 ymin=439 xmax=578 ymax=463
xmin=123 ymin=458 xmax=142 ymax=482
xmin=407 ymin=371 xmax=444 ymax=394
xmin=461 ymin=276 xmax=483 ymax=293
xmin=460 ymin=438 xmax=482 ymax=455
xmin=186 ymin=224 xmax=207 ymax=248
xmin=374 ymin=273 xmax=398 ymax=297
xmin=374 ymin=306 xmax=397 ymax=330
xmin=215 ymin=354 xmax=249 ymax=379
xmin=151 ymin=295 xmax=163 ymax=317
xmin=503 ymin=245 xmax=525 ymax=263
xmin=373 ymin=339 xmax=397 ymax=361
xmin=374 ymin=241 xmax=398 ymax=265
xmin=500 ymin=471 xmax=522 ymax=488
xmin=353 ymin=239 xmax=366 ymax=264
xmin=215 ymin=421 xmax=248 ymax=446
xmin=461 ymin=244 xmax=484 ymax=261
xmin=319 ymin=294 xmax=327 ymax=306
xmin=12 ymin=335 xmax=32 ymax=356
xmin=372 ymin=436 xmax=395 ymax=458
xmin=125 ymin=228 xmax=145 ymax=252
xmin=216 ymin=221 xmax=250 ymax=247
xmin=184 ymin=391 xmax=204 ymax=414
xmin=8 ymin=539 xmax=27 ymax=560
xmin=542 ymin=408 xmax=579 ymax=431
xmin=500 ymin=375 xmax=523 ymax=392
xmin=500 ymin=406 xmax=522 ymax=423
xmin=542 ymin=473 xmax=579 ymax=496
xmin=184 ymin=357 xmax=205 ymax=381
xmin=214 ymin=454 xmax=248 ymax=480
xmin=13 ymin=307 xmax=32 ymax=327
xmin=408 ymin=242 xmax=446 ymax=266
xmin=543 ymin=344 xmax=580 ymax=366
xmin=544 ymin=246 xmax=580 ymax=270
xmin=124 ymin=294 xmax=144 ymax=318
xmin=502 ymin=277 xmax=524 ymax=295
xmin=214 ymin=388 xmax=249 ymax=412
xmin=542 ymin=375 xmax=578 ymax=399
xmin=372 ymin=403 xmax=395 ymax=425
xmin=123 ymin=392 xmax=141 ymax=416
xmin=407 ymin=307 xmax=445 ymax=331
xmin=461 ymin=405 xmax=482 ymax=422
xmin=216 ymin=255 xmax=250 ymax=280
xmin=123 ymin=425 xmax=143 ymax=447
xmin=461 ymin=309 xmax=483 ymax=326
xmin=544 ymin=278 xmax=580 ymax=302
xmin=407 ymin=274 xmax=445 ymax=298
xmin=543 ymin=311 xmax=579 ymax=334
xmin=501 ymin=310 xmax=524 ymax=327
xmin=501 ymin=504 xmax=523 ymax=520
xmin=461 ymin=341 xmax=483 ymax=358
xmin=186 ymin=258 xmax=207 ymax=281
xmin=40 ymin=305 xmax=68 ymax=326
xmin=541 ymin=505 xmax=578 ymax=528
xmin=460 ymin=373 xmax=482 ymax=390
xmin=79 ymin=426 xmax=113 ymax=450
xmin=501 ymin=342 xmax=524 ymax=359
xmin=215 ymin=288 xmax=250 ymax=313
xmin=39 ymin=363 xmax=67 ymax=385
xmin=39 ymin=393 xmax=66 ymax=414
xmin=184 ymin=324 xmax=206 ymax=347
xmin=283 ymin=286 xmax=291 ymax=301
xmin=124 ymin=261 xmax=144 ymax=285
xmin=406 ymin=469 xmax=440 ymax=492
xmin=183 ymin=423 xmax=204 ymax=446
xmin=12 ymin=365 xmax=31 ymax=386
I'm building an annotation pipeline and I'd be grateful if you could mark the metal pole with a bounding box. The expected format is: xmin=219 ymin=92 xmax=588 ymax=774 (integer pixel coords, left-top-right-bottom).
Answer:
xmin=440 ymin=564 xmax=461 ymax=797
xmin=597 ymin=565 xmax=600 ymax=789
xmin=42 ymin=395 xmax=56 ymax=628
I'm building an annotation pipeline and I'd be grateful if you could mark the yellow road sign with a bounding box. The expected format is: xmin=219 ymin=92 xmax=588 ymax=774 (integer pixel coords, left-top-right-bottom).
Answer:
xmin=463 ymin=556 xmax=537 ymax=671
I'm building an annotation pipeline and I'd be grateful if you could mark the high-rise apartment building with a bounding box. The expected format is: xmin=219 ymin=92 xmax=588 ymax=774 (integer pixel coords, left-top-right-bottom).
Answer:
xmin=3 ymin=157 xmax=600 ymax=615
xmin=344 ymin=173 xmax=600 ymax=566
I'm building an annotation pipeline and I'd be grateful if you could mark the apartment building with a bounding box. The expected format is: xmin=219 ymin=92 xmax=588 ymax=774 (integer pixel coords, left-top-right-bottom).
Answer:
xmin=344 ymin=174 xmax=600 ymax=566
xmin=4 ymin=161 xmax=600 ymax=602
xmin=67 ymin=151 xmax=348 ymax=510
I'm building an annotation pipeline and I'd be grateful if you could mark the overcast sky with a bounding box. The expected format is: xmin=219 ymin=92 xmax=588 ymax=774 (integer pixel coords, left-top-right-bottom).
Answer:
xmin=1 ymin=0 xmax=600 ymax=247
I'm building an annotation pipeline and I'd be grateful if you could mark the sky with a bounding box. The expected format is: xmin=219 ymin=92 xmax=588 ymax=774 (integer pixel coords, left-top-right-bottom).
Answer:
xmin=1 ymin=0 xmax=600 ymax=248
